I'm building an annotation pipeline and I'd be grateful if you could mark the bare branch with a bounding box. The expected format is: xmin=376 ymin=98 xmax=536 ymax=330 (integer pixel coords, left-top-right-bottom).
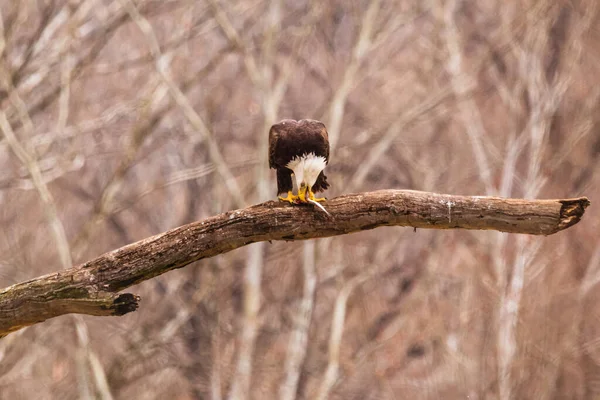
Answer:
xmin=0 ymin=108 xmax=73 ymax=271
xmin=207 ymin=0 xmax=261 ymax=86
xmin=0 ymin=190 xmax=589 ymax=337
xmin=442 ymin=0 xmax=495 ymax=195
xmin=120 ymin=0 xmax=245 ymax=208
xmin=349 ymin=86 xmax=452 ymax=191
xmin=327 ymin=0 xmax=381 ymax=151
xmin=70 ymin=76 xmax=166 ymax=255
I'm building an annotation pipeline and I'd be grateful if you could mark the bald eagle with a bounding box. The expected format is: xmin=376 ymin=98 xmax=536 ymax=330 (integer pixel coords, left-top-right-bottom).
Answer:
xmin=269 ymin=119 xmax=330 ymax=204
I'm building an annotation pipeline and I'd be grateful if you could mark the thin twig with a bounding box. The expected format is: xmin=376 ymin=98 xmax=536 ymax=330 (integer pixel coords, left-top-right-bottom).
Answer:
xmin=207 ymin=0 xmax=261 ymax=86
xmin=120 ymin=0 xmax=245 ymax=209
xmin=442 ymin=0 xmax=494 ymax=195
xmin=327 ymin=0 xmax=381 ymax=151
xmin=0 ymin=110 xmax=73 ymax=270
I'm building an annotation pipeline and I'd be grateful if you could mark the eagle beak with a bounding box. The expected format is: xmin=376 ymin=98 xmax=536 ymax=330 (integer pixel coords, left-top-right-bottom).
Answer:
xmin=298 ymin=183 xmax=308 ymax=202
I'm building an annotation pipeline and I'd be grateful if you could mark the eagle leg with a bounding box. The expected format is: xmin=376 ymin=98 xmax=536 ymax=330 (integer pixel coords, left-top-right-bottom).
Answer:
xmin=278 ymin=191 xmax=299 ymax=204
xmin=298 ymin=184 xmax=308 ymax=202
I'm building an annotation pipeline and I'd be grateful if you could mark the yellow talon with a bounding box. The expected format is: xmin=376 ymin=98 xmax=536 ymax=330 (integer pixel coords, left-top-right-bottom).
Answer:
xmin=286 ymin=185 xmax=326 ymax=204
xmin=308 ymin=188 xmax=326 ymax=203
xmin=278 ymin=191 xmax=299 ymax=203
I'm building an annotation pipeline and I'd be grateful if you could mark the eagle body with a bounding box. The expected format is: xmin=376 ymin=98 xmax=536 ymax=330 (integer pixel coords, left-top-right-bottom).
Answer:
xmin=269 ymin=119 xmax=330 ymax=203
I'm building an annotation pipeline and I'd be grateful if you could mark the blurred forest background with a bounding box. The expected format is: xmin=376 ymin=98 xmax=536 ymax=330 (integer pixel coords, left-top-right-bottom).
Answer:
xmin=0 ymin=0 xmax=598 ymax=399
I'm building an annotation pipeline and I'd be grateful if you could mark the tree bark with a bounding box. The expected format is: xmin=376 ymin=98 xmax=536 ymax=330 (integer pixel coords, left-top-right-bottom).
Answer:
xmin=0 ymin=190 xmax=590 ymax=337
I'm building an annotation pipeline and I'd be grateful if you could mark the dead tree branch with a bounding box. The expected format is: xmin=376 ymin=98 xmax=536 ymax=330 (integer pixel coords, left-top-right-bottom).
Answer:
xmin=0 ymin=190 xmax=589 ymax=337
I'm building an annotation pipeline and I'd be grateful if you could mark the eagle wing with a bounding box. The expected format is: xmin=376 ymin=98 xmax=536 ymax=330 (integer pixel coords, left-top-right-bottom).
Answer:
xmin=268 ymin=123 xmax=281 ymax=169
xmin=301 ymin=119 xmax=330 ymax=163
xmin=319 ymin=123 xmax=330 ymax=163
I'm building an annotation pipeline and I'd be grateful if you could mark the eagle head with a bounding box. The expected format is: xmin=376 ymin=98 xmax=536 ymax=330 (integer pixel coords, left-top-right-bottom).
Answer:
xmin=286 ymin=153 xmax=327 ymax=202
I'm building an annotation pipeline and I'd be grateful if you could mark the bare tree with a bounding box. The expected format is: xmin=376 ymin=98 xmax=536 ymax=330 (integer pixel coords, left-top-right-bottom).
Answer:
xmin=0 ymin=1 xmax=598 ymax=399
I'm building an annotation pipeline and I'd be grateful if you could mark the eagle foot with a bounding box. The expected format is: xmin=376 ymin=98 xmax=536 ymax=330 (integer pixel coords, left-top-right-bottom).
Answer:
xmin=278 ymin=191 xmax=299 ymax=204
xmin=308 ymin=189 xmax=326 ymax=203
xmin=297 ymin=186 xmax=326 ymax=203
